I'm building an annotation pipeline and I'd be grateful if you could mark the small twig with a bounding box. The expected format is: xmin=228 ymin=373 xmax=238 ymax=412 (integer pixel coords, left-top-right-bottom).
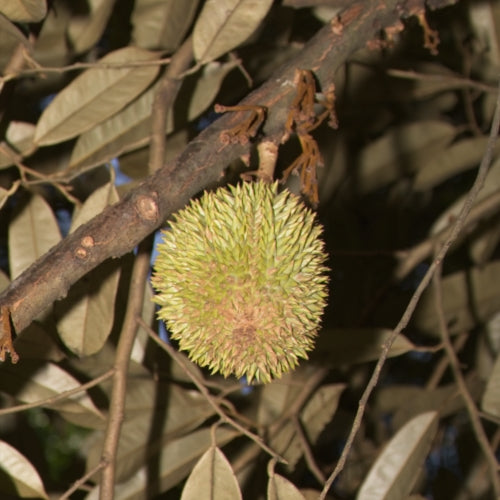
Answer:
xmin=270 ymin=368 xmax=329 ymax=431
xmin=0 ymin=56 xmax=173 ymax=84
xmin=433 ymin=264 xmax=500 ymax=495
xmin=320 ymin=76 xmax=500 ymax=500
xmin=0 ymin=369 xmax=112 ymax=417
xmin=492 ymin=427 xmax=500 ymax=454
xmin=386 ymin=68 xmax=498 ymax=94
xmin=218 ymin=398 xmax=261 ymax=430
xmin=99 ymin=241 xmax=151 ymax=500
xmin=292 ymin=415 xmax=326 ymax=484
xmin=0 ymin=143 xmax=81 ymax=206
xmin=58 ymin=459 xmax=107 ymax=500
xmin=481 ymin=411 xmax=500 ymax=427
xmin=0 ymin=33 xmax=36 ymax=125
xmin=425 ymin=332 xmax=468 ymax=391
xmin=140 ymin=317 xmax=285 ymax=463
xmin=415 ymin=10 xmax=439 ymax=55
xmin=394 ymin=188 xmax=500 ymax=281
xmin=148 ymin=36 xmax=193 ymax=174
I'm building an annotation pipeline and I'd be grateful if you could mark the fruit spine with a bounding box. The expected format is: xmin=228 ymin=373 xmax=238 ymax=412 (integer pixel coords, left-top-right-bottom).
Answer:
xmin=151 ymin=181 xmax=329 ymax=384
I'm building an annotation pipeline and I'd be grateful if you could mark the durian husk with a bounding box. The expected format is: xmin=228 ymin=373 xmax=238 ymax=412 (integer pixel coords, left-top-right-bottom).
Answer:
xmin=151 ymin=181 xmax=329 ymax=384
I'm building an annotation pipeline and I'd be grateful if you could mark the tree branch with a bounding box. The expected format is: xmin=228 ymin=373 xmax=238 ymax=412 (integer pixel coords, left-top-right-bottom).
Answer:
xmin=99 ymin=241 xmax=151 ymax=500
xmin=148 ymin=36 xmax=193 ymax=174
xmin=0 ymin=0 xmax=454 ymax=345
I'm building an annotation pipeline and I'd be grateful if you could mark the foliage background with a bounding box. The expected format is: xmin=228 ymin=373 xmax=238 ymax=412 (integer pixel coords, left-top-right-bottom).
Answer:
xmin=0 ymin=0 xmax=500 ymax=499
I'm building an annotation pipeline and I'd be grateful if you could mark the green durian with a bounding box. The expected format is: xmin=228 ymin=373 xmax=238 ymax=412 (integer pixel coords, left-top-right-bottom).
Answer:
xmin=151 ymin=181 xmax=329 ymax=384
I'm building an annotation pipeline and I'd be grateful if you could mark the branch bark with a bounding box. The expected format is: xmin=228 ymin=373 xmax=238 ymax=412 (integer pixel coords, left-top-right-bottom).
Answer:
xmin=0 ymin=0 xmax=452 ymax=342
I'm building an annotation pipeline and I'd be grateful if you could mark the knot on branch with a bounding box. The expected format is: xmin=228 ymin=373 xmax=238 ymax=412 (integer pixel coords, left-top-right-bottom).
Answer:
xmin=74 ymin=236 xmax=95 ymax=260
xmin=135 ymin=194 xmax=159 ymax=222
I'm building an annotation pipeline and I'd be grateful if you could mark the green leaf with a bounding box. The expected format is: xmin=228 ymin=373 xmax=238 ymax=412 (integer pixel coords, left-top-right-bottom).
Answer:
xmin=13 ymin=322 xmax=66 ymax=362
xmin=258 ymin=371 xmax=300 ymax=426
xmin=355 ymin=121 xmax=455 ymax=193
xmin=181 ymin=446 xmax=242 ymax=500
xmin=68 ymin=83 xmax=159 ymax=175
xmin=34 ymin=46 xmax=161 ymax=146
xmin=182 ymin=61 xmax=238 ymax=119
xmin=85 ymin=427 xmax=240 ymax=499
xmin=398 ymin=63 xmax=469 ymax=100
xmin=314 ymin=328 xmax=415 ymax=366
xmin=132 ymin=0 xmax=199 ymax=51
xmin=70 ymin=180 xmax=120 ymax=230
xmin=85 ymin=362 xmax=217 ymax=481
xmin=8 ymin=193 xmax=61 ymax=279
xmin=376 ymin=378 xmax=483 ymax=430
xmin=68 ymin=61 xmax=236 ymax=174
xmin=264 ymin=383 xmax=344 ymax=471
xmin=430 ymin=156 xmax=500 ymax=234
xmin=0 ymin=122 xmax=36 ymax=169
xmin=130 ymin=283 xmax=157 ymax=364
xmin=193 ymin=0 xmax=273 ymax=63
xmin=54 ymin=182 xmax=121 ymax=356
xmin=0 ymin=0 xmax=46 ymax=22
xmin=55 ymin=259 xmax=122 ymax=356
xmin=412 ymin=260 xmax=500 ymax=337
xmin=301 ymin=384 xmax=345 ymax=442
xmin=428 ymin=156 xmax=500 ymax=265
xmin=265 ymin=385 xmax=345 ymax=472
xmin=413 ymin=136 xmax=500 ymax=191
xmin=32 ymin=1 xmax=72 ymax=67
xmin=258 ymin=369 xmax=321 ymax=469
xmin=268 ymin=472 xmax=305 ymax=500
xmin=482 ymin=353 xmax=500 ymax=418
xmin=356 ymin=412 xmax=438 ymax=500
xmin=0 ymin=14 xmax=32 ymax=53
xmin=0 ymin=361 xmax=104 ymax=423
xmin=119 ymin=128 xmax=189 ymax=182
xmin=0 ymin=440 xmax=49 ymax=499
xmin=67 ymin=0 xmax=117 ymax=54
xmin=0 ymin=269 xmax=9 ymax=293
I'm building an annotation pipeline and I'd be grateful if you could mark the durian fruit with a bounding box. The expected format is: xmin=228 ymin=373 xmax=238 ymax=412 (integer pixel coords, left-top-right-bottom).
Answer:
xmin=151 ymin=181 xmax=329 ymax=384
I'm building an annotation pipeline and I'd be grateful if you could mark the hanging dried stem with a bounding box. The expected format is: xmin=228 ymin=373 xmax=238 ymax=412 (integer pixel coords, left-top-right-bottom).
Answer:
xmin=281 ymin=69 xmax=337 ymax=204
xmin=416 ymin=10 xmax=440 ymax=55
xmin=281 ymin=133 xmax=323 ymax=206
xmin=215 ymin=103 xmax=267 ymax=146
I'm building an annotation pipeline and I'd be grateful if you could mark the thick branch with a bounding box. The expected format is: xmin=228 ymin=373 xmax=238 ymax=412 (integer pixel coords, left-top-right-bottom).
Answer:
xmin=0 ymin=0 xmax=445 ymax=340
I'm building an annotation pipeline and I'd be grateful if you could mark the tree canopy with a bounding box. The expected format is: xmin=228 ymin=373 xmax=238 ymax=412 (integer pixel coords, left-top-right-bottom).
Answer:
xmin=1 ymin=0 xmax=500 ymax=499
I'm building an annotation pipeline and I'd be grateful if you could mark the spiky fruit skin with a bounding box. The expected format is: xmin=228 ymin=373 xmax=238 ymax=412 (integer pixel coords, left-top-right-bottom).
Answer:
xmin=151 ymin=181 xmax=329 ymax=384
